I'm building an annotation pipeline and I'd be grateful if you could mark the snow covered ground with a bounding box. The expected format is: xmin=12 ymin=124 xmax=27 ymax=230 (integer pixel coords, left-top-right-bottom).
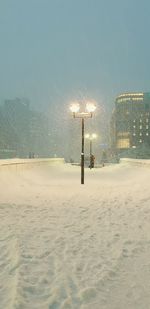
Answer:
xmin=0 ymin=162 xmax=150 ymax=309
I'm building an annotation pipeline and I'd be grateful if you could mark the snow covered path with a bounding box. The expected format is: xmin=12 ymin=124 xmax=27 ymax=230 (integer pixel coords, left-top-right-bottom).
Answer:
xmin=0 ymin=163 xmax=150 ymax=309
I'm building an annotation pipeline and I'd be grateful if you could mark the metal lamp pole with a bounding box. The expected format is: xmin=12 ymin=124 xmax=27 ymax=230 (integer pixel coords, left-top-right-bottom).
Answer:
xmin=85 ymin=133 xmax=97 ymax=169
xmin=81 ymin=117 xmax=84 ymax=184
xmin=89 ymin=139 xmax=92 ymax=169
xmin=90 ymin=139 xmax=92 ymax=157
xmin=70 ymin=101 xmax=96 ymax=184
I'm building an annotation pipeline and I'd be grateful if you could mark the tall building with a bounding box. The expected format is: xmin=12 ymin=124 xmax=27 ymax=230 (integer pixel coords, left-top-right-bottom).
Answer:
xmin=110 ymin=92 xmax=150 ymax=154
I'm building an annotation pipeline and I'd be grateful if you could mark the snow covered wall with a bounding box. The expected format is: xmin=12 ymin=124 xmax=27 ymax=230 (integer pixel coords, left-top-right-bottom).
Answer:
xmin=120 ymin=158 xmax=150 ymax=166
xmin=0 ymin=158 xmax=65 ymax=171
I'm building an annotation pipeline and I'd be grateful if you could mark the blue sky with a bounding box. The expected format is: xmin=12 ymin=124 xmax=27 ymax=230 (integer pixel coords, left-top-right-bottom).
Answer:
xmin=0 ymin=0 xmax=150 ymax=112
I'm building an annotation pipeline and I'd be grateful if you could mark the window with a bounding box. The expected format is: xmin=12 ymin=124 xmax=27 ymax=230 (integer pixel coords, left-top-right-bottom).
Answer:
xmin=146 ymin=125 xmax=149 ymax=129
xmin=117 ymin=138 xmax=130 ymax=149
xmin=140 ymin=125 xmax=142 ymax=129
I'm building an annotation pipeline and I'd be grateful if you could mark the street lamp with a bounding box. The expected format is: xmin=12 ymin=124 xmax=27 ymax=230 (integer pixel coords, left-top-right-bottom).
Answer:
xmin=70 ymin=100 xmax=96 ymax=184
xmin=85 ymin=133 xmax=97 ymax=168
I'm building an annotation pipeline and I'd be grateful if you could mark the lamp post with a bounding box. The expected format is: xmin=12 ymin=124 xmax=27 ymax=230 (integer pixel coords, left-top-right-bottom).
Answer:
xmin=85 ymin=133 xmax=97 ymax=168
xmin=70 ymin=101 xmax=96 ymax=184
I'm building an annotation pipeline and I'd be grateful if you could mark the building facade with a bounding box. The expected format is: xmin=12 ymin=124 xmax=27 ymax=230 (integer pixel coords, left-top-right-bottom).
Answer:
xmin=2 ymin=98 xmax=30 ymax=157
xmin=0 ymin=98 xmax=51 ymax=158
xmin=110 ymin=92 xmax=150 ymax=154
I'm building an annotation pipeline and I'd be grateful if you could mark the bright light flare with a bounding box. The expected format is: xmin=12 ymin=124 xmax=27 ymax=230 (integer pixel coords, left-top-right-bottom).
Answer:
xmin=70 ymin=102 xmax=80 ymax=113
xmin=86 ymin=101 xmax=96 ymax=113
xmin=92 ymin=133 xmax=97 ymax=139
xmin=85 ymin=133 xmax=97 ymax=139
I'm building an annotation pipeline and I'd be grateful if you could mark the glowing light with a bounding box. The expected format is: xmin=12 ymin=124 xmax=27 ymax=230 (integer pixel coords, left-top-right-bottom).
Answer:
xmin=85 ymin=101 xmax=96 ymax=113
xmin=92 ymin=133 xmax=97 ymax=139
xmin=117 ymin=138 xmax=130 ymax=149
xmin=70 ymin=102 xmax=80 ymax=113
xmin=85 ymin=133 xmax=97 ymax=139
xmin=118 ymin=93 xmax=143 ymax=98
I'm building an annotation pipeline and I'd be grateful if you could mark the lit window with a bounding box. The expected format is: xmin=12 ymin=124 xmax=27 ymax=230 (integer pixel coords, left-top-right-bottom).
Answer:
xmin=140 ymin=133 xmax=142 ymax=136
xmin=146 ymin=132 xmax=149 ymax=136
xmin=133 ymin=120 xmax=136 ymax=122
xmin=133 ymin=125 xmax=136 ymax=128
xmin=117 ymin=138 xmax=130 ymax=149
xmin=133 ymin=133 xmax=136 ymax=136
xmin=146 ymin=125 xmax=149 ymax=129
xmin=146 ymin=118 xmax=149 ymax=123
xmin=140 ymin=125 xmax=142 ymax=129
xmin=139 ymin=139 xmax=142 ymax=143
xmin=140 ymin=119 xmax=142 ymax=122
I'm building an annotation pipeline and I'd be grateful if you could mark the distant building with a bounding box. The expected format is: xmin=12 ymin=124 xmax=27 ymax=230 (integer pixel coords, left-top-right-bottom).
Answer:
xmin=110 ymin=92 xmax=150 ymax=153
xmin=29 ymin=111 xmax=50 ymax=157
xmin=2 ymin=98 xmax=30 ymax=157
xmin=0 ymin=98 xmax=51 ymax=158
xmin=0 ymin=106 xmax=17 ymax=158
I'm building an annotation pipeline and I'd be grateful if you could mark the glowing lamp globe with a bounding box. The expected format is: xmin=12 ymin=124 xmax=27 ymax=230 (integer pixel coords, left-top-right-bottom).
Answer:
xmin=70 ymin=102 xmax=80 ymax=113
xmin=92 ymin=133 xmax=97 ymax=139
xmin=86 ymin=102 xmax=96 ymax=113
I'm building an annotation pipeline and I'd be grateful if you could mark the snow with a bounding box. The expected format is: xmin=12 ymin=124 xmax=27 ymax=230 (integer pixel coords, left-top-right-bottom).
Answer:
xmin=0 ymin=162 xmax=150 ymax=308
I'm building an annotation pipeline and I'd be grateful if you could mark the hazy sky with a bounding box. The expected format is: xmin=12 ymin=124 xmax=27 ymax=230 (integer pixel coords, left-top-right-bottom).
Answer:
xmin=0 ymin=0 xmax=150 ymax=112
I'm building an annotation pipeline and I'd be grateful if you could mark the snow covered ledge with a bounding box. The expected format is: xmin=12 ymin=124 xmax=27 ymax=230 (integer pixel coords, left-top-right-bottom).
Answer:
xmin=120 ymin=158 xmax=150 ymax=166
xmin=0 ymin=158 xmax=65 ymax=171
